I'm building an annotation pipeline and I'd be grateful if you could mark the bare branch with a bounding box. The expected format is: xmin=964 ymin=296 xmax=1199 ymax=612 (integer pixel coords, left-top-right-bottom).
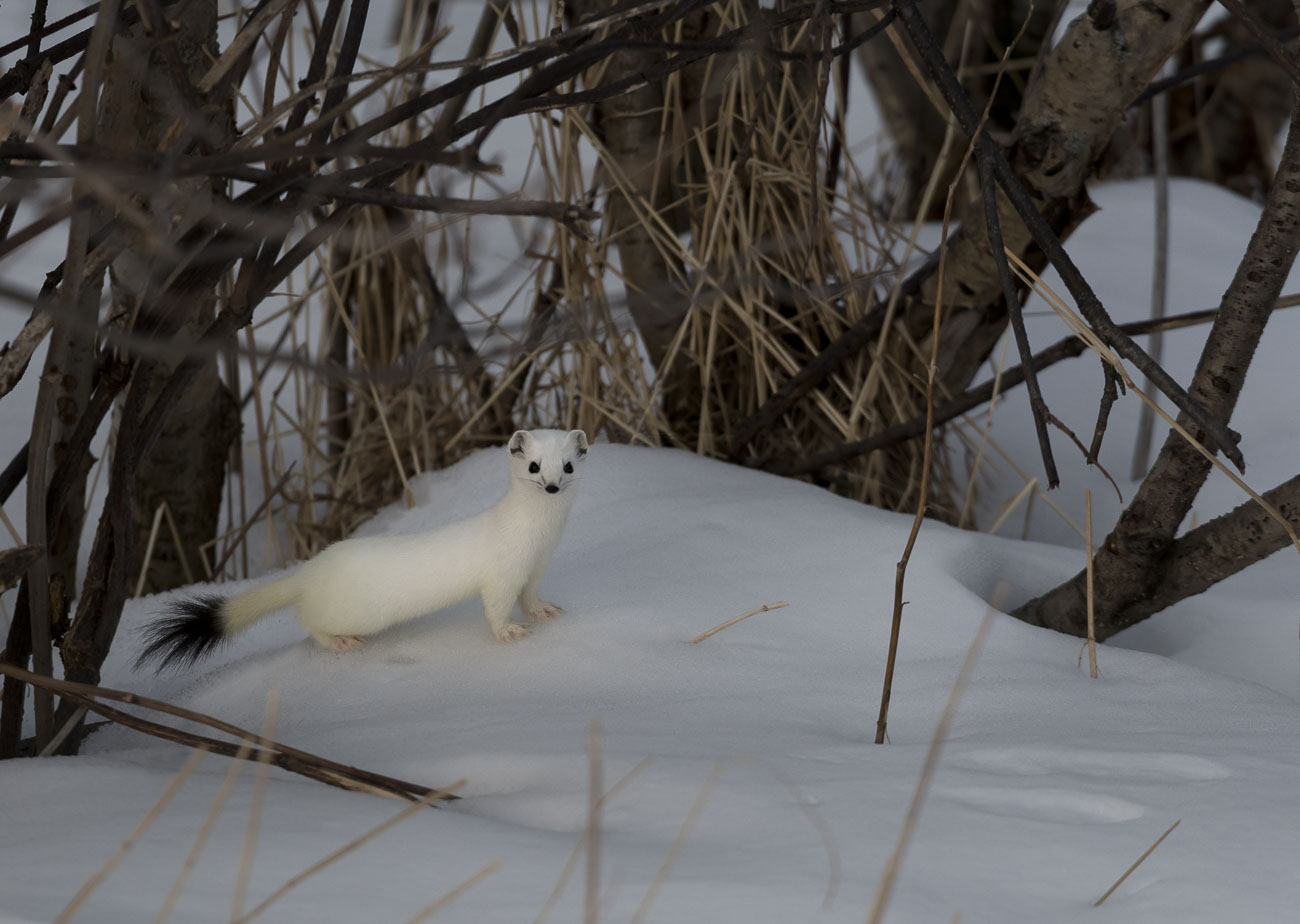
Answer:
xmin=890 ymin=0 xmax=1244 ymax=470
xmin=0 ymin=662 xmax=458 ymax=802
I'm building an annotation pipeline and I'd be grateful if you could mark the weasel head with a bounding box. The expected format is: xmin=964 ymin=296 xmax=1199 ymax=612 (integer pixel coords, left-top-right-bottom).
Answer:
xmin=508 ymin=429 xmax=588 ymax=497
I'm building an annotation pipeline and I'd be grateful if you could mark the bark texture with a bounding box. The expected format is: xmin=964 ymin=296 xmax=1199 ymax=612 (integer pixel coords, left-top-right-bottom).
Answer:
xmin=1123 ymin=474 xmax=1300 ymax=623
xmin=96 ymin=4 xmax=240 ymax=593
xmin=1014 ymin=102 xmax=1300 ymax=639
xmin=854 ymin=0 xmax=1058 ymax=219
xmin=900 ymin=0 xmax=1213 ymax=411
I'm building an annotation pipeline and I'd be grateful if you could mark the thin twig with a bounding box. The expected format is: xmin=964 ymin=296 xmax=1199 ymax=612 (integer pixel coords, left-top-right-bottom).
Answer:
xmin=232 ymin=781 xmax=464 ymax=923
xmin=54 ymin=749 xmax=208 ymax=924
xmin=1084 ymin=490 xmax=1098 ymax=678
xmin=1131 ymin=59 xmax=1171 ymax=479
xmin=975 ymin=151 xmax=1058 ymax=488
xmin=583 ymin=719 xmax=603 ymax=924
xmin=1094 ymin=819 xmax=1181 ymax=906
xmin=690 ymin=601 xmax=789 ymax=643
xmin=767 ymin=296 xmax=1300 ymax=478
xmin=890 ymin=0 xmax=1245 ymax=470
xmin=630 ymin=762 xmax=725 ymax=924
xmin=230 ymin=689 xmax=281 ymax=923
xmin=1217 ymin=0 xmax=1300 ymax=88
xmin=402 ymin=860 xmax=504 ymax=924
xmin=866 ymin=592 xmax=1002 ymax=924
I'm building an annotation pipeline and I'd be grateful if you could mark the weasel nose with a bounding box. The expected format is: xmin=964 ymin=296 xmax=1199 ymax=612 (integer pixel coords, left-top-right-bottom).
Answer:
xmin=545 ymin=484 xmax=559 ymax=494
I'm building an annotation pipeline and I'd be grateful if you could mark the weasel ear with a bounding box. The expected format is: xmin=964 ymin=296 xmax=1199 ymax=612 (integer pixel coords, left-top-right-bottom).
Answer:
xmin=568 ymin=429 xmax=589 ymax=456
xmin=509 ymin=431 xmax=531 ymax=456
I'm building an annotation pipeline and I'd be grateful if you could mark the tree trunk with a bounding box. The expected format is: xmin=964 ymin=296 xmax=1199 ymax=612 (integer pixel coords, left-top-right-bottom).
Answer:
xmin=1013 ymin=100 xmax=1300 ymax=640
xmin=95 ymin=3 xmax=239 ymax=593
xmin=870 ymin=0 xmax=1210 ymax=512
xmin=852 ymin=0 xmax=963 ymax=218
xmin=854 ymin=0 xmax=1061 ymax=220
xmin=569 ymin=1 xmax=689 ymax=373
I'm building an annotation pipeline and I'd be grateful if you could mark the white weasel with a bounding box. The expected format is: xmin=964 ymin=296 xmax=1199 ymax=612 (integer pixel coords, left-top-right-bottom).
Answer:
xmin=137 ymin=429 xmax=588 ymax=671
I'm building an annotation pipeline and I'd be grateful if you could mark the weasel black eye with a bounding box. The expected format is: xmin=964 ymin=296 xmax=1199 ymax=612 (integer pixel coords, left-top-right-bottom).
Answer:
xmin=528 ymin=461 xmax=540 ymax=474
xmin=564 ymin=462 xmax=573 ymax=474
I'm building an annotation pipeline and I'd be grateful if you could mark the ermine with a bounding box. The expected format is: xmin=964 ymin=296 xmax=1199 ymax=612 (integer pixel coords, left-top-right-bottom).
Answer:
xmin=136 ymin=429 xmax=588 ymax=671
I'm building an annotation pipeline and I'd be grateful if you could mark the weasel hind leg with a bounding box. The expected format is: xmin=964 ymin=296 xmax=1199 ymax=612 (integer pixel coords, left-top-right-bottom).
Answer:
xmin=310 ymin=630 xmax=366 ymax=651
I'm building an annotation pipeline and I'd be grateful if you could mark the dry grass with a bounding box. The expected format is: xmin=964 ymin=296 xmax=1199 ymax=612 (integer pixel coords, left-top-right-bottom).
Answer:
xmin=193 ymin=1 xmax=965 ymax=580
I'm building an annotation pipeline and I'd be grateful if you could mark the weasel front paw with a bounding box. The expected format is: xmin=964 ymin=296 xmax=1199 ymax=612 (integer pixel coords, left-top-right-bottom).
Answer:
xmin=527 ymin=601 xmax=565 ymax=621
xmin=494 ymin=622 xmax=530 ymax=642
xmin=326 ymin=635 xmax=365 ymax=651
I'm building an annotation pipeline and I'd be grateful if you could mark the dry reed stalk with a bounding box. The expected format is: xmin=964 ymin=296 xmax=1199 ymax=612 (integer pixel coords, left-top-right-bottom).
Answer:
xmin=134 ymin=503 xmax=167 ymax=598
xmin=958 ymin=420 xmax=1084 ymax=538
xmin=690 ymin=601 xmax=789 ymax=643
xmin=1084 ymin=490 xmax=1098 ymax=678
xmin=232 ymin=781 xmax=464 ymax=924
xmin=583 ymin=719 xmax=603 ymax=924
xmin=401 ymin=859 xmax=503 ymax=924
xmin=160 ymin=500 xmax=195 ymax=586
xmin=984 ymin=477 xmax=1037 ymax=537
xmin=533 ymin=756 xmax=654 ymax=924
xmin=0 ymin=663 xmax=456 ymax=803
xmin=865 ymin=591 xmax=1002 ymax=924
xmin=153 ymin=737 xmax=257 ymax=924
xmin=1094 ymin=819 xmax=1181 ymax=906
xmin=209 ymin=1 xmax=952 ymax=580
xmin=37 ymin=704 xmax=88 ymax=757
xmin=876 ymin=22 xmax=980 ymax=743
xmin=957 ymin=335 xmax=1012 ymax=529
xmin=229 ymin=689 xmax=281 ymax=923
xmin=629 ymin=761 xmax=726 ymax=924
xmin=0 ymin=502 xmax=21 ymax=545
xmin=54 ymin=749 xmax=208 ymax=924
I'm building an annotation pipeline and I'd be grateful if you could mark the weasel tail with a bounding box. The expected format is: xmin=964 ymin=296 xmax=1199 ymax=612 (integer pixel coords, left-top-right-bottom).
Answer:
xmin=135 ymin=576 xmax=301 ymax=671
xmin=136 ymin=429 xmax=588 ymax=673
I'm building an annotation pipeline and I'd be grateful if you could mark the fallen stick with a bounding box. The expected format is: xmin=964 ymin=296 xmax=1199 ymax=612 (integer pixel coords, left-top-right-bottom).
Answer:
xmin=690 ymin=602 xmax=789 ymax=644
xmin=0 ymin=663 xmax=458 ymax=804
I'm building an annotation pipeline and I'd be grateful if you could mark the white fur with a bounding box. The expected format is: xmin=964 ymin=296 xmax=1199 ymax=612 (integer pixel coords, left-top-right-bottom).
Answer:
xmin=220 ymin=429 xmax=587 ymax=648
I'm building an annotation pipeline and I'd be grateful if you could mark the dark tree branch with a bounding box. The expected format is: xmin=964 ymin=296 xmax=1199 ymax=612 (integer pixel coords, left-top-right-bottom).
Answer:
xmin=1014 ymin=97 xmax=1300 ymax=638
xmin=1087 ymin=363 xmax=1123 ymax=465
xmin=1135 ymin=24 xmax=1300 ymax=105
xmin=763 ymin=297 xmax=1300 ymax=478
xmin=0 ymin=443 xmax=29 ymax=506
xmin=976 ymin=154 xmax=1059 ymax=488
xmin=1217 ymin=0 xmax=1300 ymax=88
xmin=310 ymin=0 xmax=369 ymax=146
xmin=890 ymin=0 xmax=1244 ymax=471
xmin=726 ymin=249 xmax=937 ymax=459
xmin=1118 ymin=473 xmax=1300 ymax=629
xmin=0 ymin=3 xmax=97 ymax=60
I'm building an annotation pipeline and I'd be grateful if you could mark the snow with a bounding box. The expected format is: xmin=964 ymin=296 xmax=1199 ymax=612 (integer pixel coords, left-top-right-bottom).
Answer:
xmin=3 ymin=2 xmax=1300 ymax=923
xmin=3 ymin=441 xmax=1300 ymax=923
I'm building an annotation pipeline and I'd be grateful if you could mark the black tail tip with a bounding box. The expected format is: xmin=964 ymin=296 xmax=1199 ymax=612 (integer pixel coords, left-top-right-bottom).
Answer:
xmin=134 ymin=594 xmax=229 ymax=674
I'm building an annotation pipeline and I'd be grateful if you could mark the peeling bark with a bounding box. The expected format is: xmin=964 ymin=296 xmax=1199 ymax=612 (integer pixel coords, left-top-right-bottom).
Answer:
xmin=903 ymin=0 xmax=1212 ymax=400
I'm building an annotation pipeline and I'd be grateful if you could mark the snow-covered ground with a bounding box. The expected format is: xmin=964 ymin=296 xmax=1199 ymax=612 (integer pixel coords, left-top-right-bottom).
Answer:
xmin=4 ymin=2 xmax=1300 ymax=922
xmin=3 ymin=441 xmax=1300 ymax=923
